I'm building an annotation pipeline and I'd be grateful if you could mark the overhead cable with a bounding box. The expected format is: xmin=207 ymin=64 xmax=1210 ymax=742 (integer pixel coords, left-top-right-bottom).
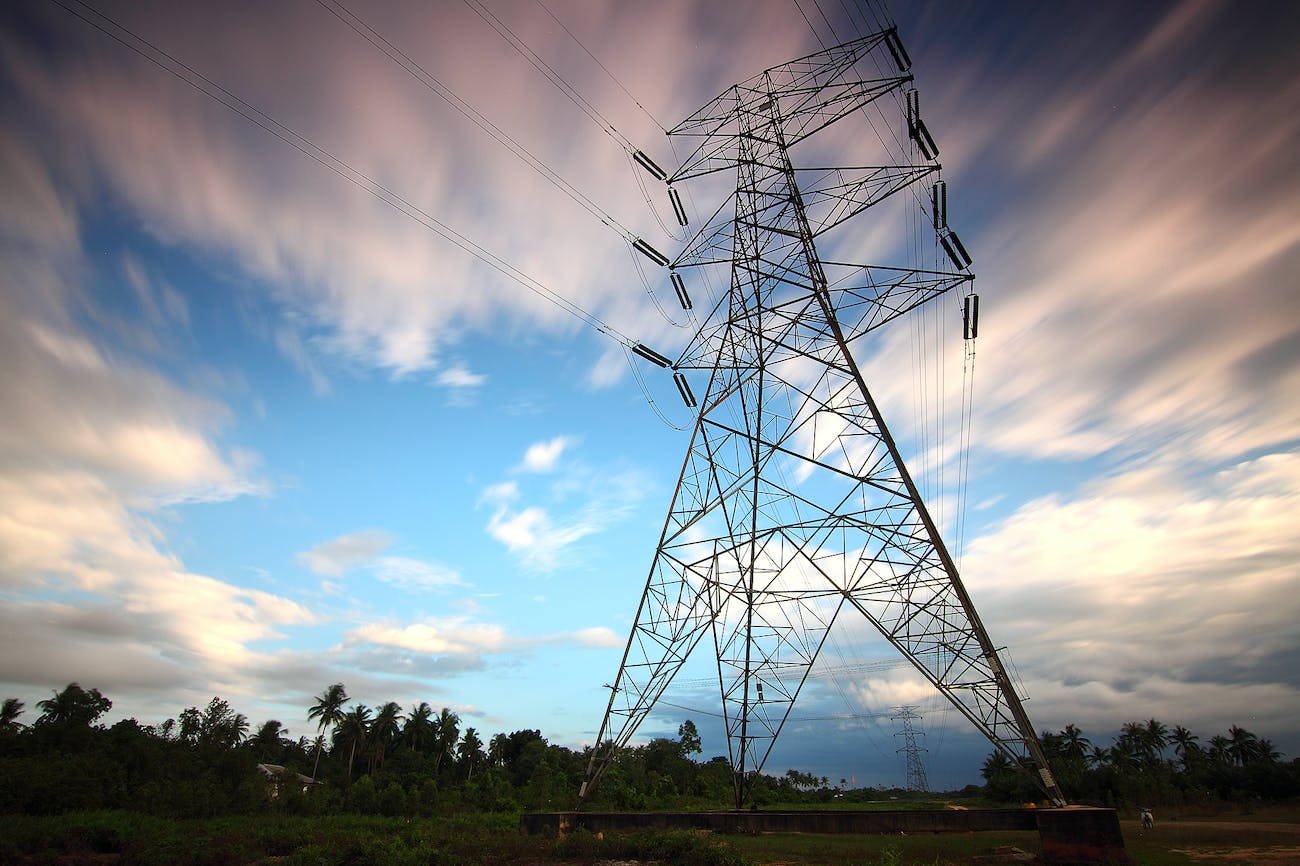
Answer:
xmin=313 ymin=0 xmax=641 ymax=245
xmin=49 ymin=0 xmax=637 ymax=350
xmin=462 ymin=0 xmax=635 ymax=153
xmin=533 ymin=0 xmax=669 ymax=134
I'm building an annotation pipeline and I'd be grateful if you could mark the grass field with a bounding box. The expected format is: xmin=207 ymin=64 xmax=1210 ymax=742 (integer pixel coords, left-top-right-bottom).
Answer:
xmin=1 ymin=806 xmax=1297 ymax=865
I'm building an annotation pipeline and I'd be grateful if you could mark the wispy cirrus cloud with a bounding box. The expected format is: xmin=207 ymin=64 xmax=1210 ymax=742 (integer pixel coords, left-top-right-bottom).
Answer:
xmin=0 ymin=116 xmax=310 ymax=711
xmin=297 ymin=530 xmax=396 ymax=577
xmin=481 ymin=439 xmax=648 ymax=571
xmin=297 ymin=530 xmax=462 ymax=592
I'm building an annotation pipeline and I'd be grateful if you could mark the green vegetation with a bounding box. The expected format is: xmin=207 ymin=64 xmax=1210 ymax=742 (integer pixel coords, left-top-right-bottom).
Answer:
xmin=3 ymin=684 xmax=1299 ymax=864
xmin=981 ymin=718 xmax=1300 ymax=809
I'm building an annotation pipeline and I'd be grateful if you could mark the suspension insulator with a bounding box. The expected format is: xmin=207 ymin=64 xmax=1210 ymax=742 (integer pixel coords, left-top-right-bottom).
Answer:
xmin=632 ymin=150 xmax=667 ymax=181
xmin=913 ymin=119 xmax=939 ymax=159
xmin=632 ymin=343 xmax=671 ymax=367
xmin=633 ymin=238 xmax=670 ymax=267
xmin=885 ymin=28 xmax=912 ymax=72
xmin=671 ymin=272 xmax=692 ymax=310
xmin=906 ymin=90 xmax=938 ymax=158
xmin=668 ymin=186 xmax=688 ymax=226
xmin=941 ymin=231 xmax=972 ymax=269
xmin=963 ymin=293 xmax=980 ymax=340
xmin=932 ymin=180 xmax=947 ymax=229
xmin=673 ymin=371 xmax=697 ymax=408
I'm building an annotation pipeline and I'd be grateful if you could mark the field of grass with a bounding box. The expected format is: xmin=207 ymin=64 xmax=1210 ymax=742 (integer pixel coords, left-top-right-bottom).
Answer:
xmin=1 ymin=805 xmax=1297 ymax=865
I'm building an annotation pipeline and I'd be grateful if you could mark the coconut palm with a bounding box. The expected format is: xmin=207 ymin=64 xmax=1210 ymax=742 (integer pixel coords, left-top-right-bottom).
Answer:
xmin=36 ymin=683 xmax=111 ymax=727
xmin=431 ymin=707 xmax=460 ymax=773
xmin=334 ymin=704 xmax=372 ymax=780
xmin=1207 ymin=735 xmax=1231 ymax=764
xmin=1059 ymin=723 xmax=1092 ymax=763
xmin=307 ymin=683 xmax=348 ymax=780
xmin=1227 ymin=725 xmax=1259 ymax=767
xmin=1253 ymin=738 xmax=1282 ymax=765
xmin=458 ymin=726 xmax=484 ymax=779
xmin=252 ymin=719 xmax=287 ymax=762
xmin=1171 ymin=725 xmax=1199 ymax=771
xmin=1 ymin=698 xmax=25 ymax=732
xmin=403 ymin=702 xmax=434 ymax=752
xmin=368 ymin=702 xmax=403 ymax=771
xmin=1143 ymin=718 xmax=1169 ymax=763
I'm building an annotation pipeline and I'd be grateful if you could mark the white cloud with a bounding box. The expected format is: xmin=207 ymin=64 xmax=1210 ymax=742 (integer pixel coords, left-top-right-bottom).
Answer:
xmin=478 ymin=481 xmax=519 ymax=506
xmin=348 ymin=618 xmax=507 ymax=656
xmin=846 ymin=675 xmax=937 ymax=712
xmin=960 ymin=450 xmax=1300 ymax=737
xmin=0 ymin=117 xmax=305 ymax=708
xmin=481 ymin=464 xmax=648 ymax=572
xmin=346 ymin=616 xmax=621 ymax=657
xmin=371 ymin=556 xmax=464 ymax=591
xmin=518 ymin=435 xmax=577 ymax=473
xmin=297 ymin=532 xmax=462 ymax=593
xmin=297 ymin=530 xmax=395 ymax=576
xmin=436 ymin=363 xmax=487 ymax=390
xmin=570 ymin=626 xmax=621 ymax=648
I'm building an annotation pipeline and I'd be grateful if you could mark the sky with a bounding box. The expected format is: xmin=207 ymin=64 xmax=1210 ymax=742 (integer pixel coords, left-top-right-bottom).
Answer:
xmin=2 ymin=0 xmax=1299 ymax=792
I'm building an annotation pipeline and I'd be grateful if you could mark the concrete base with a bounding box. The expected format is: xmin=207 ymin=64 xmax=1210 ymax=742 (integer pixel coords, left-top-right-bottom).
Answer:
xmin=520 ymin=807 xmax=1128 ymax=865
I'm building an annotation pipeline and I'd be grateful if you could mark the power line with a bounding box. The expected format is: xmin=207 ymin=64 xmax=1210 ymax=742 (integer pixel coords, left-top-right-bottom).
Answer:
xmin=313 ymin=0 xmax=642 ymax=245
xmin=533 ymin=0 xmax=668 ymax=134
xmin=49 ymin=0 xmax=637 ymax=349
xmin=462 ymin=0 xmax=635 ymax=153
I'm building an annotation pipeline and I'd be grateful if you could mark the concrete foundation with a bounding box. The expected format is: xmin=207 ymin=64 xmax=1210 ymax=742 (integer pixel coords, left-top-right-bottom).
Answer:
xmin=520 ymin=807 xmax=1128 ymax=865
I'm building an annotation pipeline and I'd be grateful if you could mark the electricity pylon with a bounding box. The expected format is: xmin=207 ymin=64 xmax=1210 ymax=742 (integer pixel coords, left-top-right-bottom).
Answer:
xmin=892 ymin=706 xmax=930 ymax=793
xmin=581 ymin=30 xmax=1064 ymax=809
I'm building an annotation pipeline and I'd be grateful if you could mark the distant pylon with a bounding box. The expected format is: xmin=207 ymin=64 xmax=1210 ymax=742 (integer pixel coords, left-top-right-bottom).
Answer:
xmin=892 ymin=705 xmax=930 ymax=793
xmin=580 ymin=29 xmax=1063 ymax=809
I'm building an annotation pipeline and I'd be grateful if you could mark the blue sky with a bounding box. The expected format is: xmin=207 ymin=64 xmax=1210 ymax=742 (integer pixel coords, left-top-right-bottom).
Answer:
xmin=2 ymin=0 xmax=1299 ymax=791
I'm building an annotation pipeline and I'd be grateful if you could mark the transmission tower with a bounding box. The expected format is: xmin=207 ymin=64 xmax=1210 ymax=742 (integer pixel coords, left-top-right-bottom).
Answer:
xmin=892 ymin=706 xmax=930 ymax=793
xmin=581 ymin=29 xmax=1064 ymax=809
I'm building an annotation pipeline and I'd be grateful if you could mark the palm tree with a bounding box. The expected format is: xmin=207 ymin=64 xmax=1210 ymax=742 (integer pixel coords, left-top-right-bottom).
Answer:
xmin=980 ymin=750 xmax=1013 ymax=781
xmin=1227 ymin=725 xmax=1259 ymax=767
xmin=458 ymin=726 xmax=484 ymax=779
xmin=1059 ymin=724 xmax=1092 ymax=763
xmin=1144 ymin=718 xmax=1169 ymax=764
xmin=1207 ymin=735 xmax=1231 ymax=765
xmin=403 ymin=702 xmax=434 ymax=752
xmin=1118 ymin=721 xmax=1144 ymax=751
xmin=1171 ymin=725 xmax=1199 ymax=771
xmin=1108 ymin=738 xmax=1138 ymax=773
xmin=1253 ymin=738 xmax=1283 ymax=765
xmin=228 ymin=712 xmax=250 ymax=747
xmin=368 ymin=702 xmax=403 ymax=771
xmin=252 ymin=719 xmax=287 ymax=762
xmin=431 ymin=707 xmax=460 ymax=773
xmin=1 ymin=698 xmax=25 ymax=732
xmin=36 ymin=683 xmax=112 ymax=727
xmin=307 ymin=683 xmax=348 ymax=780
xmin=334 ymin=704 xmax=372 ymax=780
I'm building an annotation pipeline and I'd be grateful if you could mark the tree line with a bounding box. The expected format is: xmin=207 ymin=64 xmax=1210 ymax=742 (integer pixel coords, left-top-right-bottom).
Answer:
xmin=4 ymin=684 xmax=1297 ymax=818
xmin=982 ymin=718 xmax=1299 ymax=806
xmin=0 ymin=682 xmax=810 ymax=817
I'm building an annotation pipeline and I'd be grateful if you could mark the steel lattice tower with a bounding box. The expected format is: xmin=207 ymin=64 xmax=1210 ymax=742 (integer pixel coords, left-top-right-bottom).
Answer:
xmin=892 ymin=705 xmax=930 ymax=793
xmin=581 ymin=30 xmax=1064 ymax=809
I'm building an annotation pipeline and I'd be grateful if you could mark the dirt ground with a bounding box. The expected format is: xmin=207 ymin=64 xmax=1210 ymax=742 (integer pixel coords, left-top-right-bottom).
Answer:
xmin=1128 ymin=817 xmax=1300 ymax=866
